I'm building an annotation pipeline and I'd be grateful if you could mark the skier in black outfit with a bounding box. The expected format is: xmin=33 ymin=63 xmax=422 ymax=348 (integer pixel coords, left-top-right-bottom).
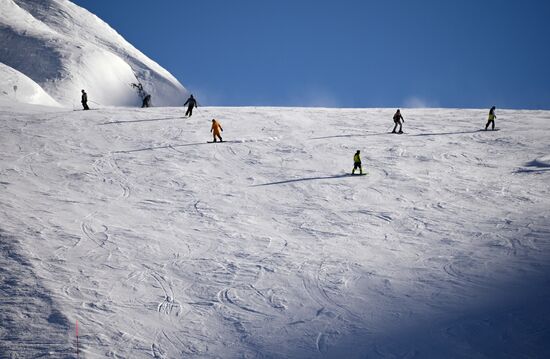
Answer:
xmin=392 ymin=109 xmax=404 ymax=133
xmin=81 ymin=89 xmax=89 ymax=110
xmin=184 ymin=94 xmax=198 ymax=117
xmin=142 ymin=94 xmax=152 ymax=108
xmin=485 ymin=106 xmax=496 ymax=130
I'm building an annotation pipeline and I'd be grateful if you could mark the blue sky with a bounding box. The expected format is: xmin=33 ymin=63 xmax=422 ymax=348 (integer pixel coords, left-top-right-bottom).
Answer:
xmin=73 ymin=0 xmax=550 ymax=109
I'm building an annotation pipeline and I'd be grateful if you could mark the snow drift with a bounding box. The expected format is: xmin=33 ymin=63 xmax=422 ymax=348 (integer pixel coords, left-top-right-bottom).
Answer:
xmin=0 ymin=0 xmax=188 ymax=107
xmin=1 ymin=103 xmax=549 ymax=358
xmin=0 ymin=62 xmax=60 ymax=106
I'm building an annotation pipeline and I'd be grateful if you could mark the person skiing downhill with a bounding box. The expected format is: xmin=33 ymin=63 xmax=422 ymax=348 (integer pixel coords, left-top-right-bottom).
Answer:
xmin=211 ymin=119 xmax=223 ymax=142
xmin=392 ymin=109 xmax=404 ymax=133
xmin=81 ymin=89 xmax=89 ymax=110
xmin=184 ymin=94 xmax=198 ymax=117
xmin=485 ymin=106 xmax=497 ymax=130
xmin=352 ymin=150 xmax=363 ymax=175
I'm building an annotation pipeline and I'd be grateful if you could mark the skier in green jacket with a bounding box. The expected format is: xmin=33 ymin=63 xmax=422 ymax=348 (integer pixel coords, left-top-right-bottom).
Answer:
xmin=485 ymin=106 xmax=497 ymax=130
xmin=352 ymin=150 xmax=363 ymax=175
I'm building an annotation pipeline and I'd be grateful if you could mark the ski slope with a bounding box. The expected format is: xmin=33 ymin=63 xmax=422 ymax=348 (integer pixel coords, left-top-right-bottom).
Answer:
xmin=1 ymin=102 xmax=549 ymax=358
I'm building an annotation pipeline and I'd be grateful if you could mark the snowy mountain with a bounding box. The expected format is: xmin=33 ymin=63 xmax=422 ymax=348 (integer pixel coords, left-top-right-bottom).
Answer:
xmin=0 ymin=0 xmax=188 ymax=108
xmin=1 ymin=101 xmax=549 ymax=358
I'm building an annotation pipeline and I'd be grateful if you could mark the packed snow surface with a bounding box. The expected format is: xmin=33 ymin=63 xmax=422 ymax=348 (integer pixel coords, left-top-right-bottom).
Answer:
xmin=0 ymin=0 xmax=187 ymax=107
xmin=1 ymin=102 xmax=549 ymax=358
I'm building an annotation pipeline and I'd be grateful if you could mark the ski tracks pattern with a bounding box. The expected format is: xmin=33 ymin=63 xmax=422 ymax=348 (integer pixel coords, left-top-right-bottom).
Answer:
xmin=150 ymin=271 xmax=184 ymax=317
xmin=91 ymin=155 xmax=131 ymax=200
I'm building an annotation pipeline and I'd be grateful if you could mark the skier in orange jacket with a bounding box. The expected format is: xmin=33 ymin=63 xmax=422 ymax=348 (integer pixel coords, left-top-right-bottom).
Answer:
xmin=211 ymin=119 xmax=223 ymax=142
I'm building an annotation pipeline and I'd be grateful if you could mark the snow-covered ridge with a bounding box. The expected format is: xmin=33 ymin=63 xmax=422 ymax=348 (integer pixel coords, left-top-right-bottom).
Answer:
xmin=0 ymin=0 xmax=188 ymax=107
xmin=0 ymin=62 xmax=61 ymax=106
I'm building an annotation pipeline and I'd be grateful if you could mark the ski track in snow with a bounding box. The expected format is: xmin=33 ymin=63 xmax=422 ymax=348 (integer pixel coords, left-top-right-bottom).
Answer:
xmin=1 ymin=104 xmax=550 ymax=358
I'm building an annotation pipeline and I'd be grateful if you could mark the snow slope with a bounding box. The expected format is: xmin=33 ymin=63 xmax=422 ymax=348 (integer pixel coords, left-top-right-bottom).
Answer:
xmin=0 ymin=62 xmax=61 ymax=107
xmin=1 ymin=103 xmax=550 ymax=358
xmin=0 ymin=0 xmax=187 ymax=107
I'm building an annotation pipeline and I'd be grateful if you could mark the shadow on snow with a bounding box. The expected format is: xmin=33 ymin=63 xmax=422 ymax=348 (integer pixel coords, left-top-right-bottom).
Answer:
xmin=100 ymin=116 xmax=182 ymax=125
xmin=412 ymin=129 xmax=491 ymax=136
xmin=515 ymin=158 xmax=550 ymax=174
xmin=310 ymin=132 xmax=388 ymax=140
xmin=113 ymin=142 xmax=210 ymax=154
xmin=251 ymin=239 xmax=550 ymax=357
xmin=233 ymin=213 xmax=550 ymax=358
xmin=252 ymin=174 xmax=357 ymax=186
xmin=0 ymin=229 xmax=76 ymax=358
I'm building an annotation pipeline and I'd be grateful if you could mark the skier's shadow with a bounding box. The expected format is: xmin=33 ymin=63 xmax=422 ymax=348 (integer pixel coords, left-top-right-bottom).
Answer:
xmin=252 ymin=174 xmax=351 ymax=187
xmin=310 ymin=132 xmax=387 ymax=140
xmin=101 ymin=117 xmax=182 ymax=125
xmin=114 ymin=140 xmax=239 ymax=153
xmin=412 ymin=130 xmax=488 ymax=136
xmin=514 ymin=159 xmax=550 ymax=174
xmin=114 ymin=142 xmax=208 ymax=153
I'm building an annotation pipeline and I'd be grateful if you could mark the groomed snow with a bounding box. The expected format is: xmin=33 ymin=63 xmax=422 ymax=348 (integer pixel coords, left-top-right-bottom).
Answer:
xmin=1 ymin=103 xmax=549 ymax=358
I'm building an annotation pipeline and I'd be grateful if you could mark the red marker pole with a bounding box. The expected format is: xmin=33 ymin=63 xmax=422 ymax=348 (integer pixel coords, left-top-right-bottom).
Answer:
xmin=76 ymin=319 xmax=79 ymax=358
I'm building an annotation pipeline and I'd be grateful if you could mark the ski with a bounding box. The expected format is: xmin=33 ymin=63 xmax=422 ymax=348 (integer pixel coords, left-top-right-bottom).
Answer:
xmin=206 ymin=140 xmax=239 ymax=143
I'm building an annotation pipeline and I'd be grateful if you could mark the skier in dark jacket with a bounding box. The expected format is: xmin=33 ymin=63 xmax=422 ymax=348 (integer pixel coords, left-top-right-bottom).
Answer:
xmin=485 ymin=106 xmax=496 ymax=130
xmin=81 ymin=89 xmax=89 ymax=110
xmin=142 ymin=94 xmax=152 ymax=108
xmin=392 ymin=109 xmax=404 ymax=133
xmin=184 ymin=94 xmax=198 ymax=117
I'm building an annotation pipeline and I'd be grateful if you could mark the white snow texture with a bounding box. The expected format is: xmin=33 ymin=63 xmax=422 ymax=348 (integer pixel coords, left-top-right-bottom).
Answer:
xmin=0 ymin=0 xmax=188 ymax=107
xmin=1 ymin=0 xmax=550 ymax=358
xmin=1 ymin=101 xmax=550 ymax=358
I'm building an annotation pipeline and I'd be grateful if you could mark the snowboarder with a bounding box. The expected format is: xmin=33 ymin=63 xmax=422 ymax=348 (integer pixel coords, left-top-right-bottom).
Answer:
xmin=81 ymin=89 xmax=89 ymax=110
xmin=211 ymin=119 xmax=223 ymax=142
xmin=142 ymin=94 xmax=152 ymax=108
xmin=485 ymin=106 xmax=496 ymax=130
xmin=392 ymin=109 xmax=404 ymax=133
xmin=352 ymin=150 xmax=363 ymax=175
xmin=184 ymin=94 xmax=198 ymax=117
